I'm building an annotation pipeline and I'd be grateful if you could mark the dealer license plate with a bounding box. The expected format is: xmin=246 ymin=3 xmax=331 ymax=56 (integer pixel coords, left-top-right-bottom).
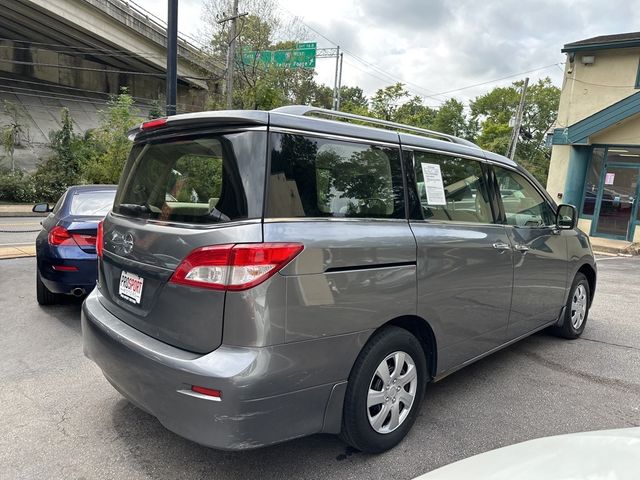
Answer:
xmin=119 ymin=271 xmax=144 ymax=304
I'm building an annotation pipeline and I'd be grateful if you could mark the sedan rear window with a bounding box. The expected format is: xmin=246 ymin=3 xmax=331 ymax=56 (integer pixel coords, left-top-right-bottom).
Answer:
xmin=69 ymin=190 xmax=116 ymax=216
xmin=113 ymin=130 xmax=266 ymax=224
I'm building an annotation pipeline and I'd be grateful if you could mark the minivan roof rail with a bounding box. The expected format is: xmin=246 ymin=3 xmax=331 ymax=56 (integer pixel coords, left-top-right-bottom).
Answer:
xmin=271 ymin=105 xmax=480 ymax=149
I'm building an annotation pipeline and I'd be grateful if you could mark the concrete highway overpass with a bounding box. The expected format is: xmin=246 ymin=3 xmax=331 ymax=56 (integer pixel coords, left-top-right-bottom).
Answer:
xmin=0 ymin=0 xmax=222 ymax=170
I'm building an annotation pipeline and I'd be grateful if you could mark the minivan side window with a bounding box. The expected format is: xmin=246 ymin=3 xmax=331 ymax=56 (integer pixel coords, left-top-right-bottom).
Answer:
xmin=494 ymin=167 xmax=555 ymax=227
xmin=413 ymin=151 xmax=494 ymax=224
xmin=267 ymin=133 xmax=405 ymax=219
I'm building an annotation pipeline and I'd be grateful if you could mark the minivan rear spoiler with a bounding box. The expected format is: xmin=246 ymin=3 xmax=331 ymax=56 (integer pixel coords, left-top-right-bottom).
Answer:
xmin=127 ymin=110 xmax=270 ymax=140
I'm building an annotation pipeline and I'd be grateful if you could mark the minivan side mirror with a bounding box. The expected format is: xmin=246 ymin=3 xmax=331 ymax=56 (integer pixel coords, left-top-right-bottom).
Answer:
xmin=32 ymin=203 xmax=51 ymax=213
xmin=556 ymin=204 xmax=577 ymax=229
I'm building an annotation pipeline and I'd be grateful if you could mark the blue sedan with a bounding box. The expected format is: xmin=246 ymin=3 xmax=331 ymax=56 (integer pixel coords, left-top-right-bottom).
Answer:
xmin=34 ymin=185 xmax=117 ymax=305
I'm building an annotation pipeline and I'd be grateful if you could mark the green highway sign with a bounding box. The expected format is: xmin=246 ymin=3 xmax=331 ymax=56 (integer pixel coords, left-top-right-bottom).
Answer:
xmin=240 ymin=42 xmax=317 ymax=69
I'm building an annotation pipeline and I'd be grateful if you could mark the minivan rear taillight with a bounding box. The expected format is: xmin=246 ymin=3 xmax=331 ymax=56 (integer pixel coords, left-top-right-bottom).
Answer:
xmin=170 ymin=243 xmax=304 ymax=291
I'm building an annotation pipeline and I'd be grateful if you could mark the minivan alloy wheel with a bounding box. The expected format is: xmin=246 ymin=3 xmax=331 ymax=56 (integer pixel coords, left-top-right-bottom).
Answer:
xmin=571 ymin=284 xmax=588 ymax=329
xmin=367 ymin=351 xmax=417 ymax=434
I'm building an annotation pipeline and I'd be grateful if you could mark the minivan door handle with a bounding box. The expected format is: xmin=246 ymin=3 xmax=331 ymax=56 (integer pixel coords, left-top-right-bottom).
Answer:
xmin=492 ymin=242 xmax=512 ymax=251
xmin=514 ymin=244 xmax=530 ymax=253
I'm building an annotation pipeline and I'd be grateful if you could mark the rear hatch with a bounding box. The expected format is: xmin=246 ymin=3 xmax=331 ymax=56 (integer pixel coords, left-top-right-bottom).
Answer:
xmin=98 ymin=123 xmax=267 ymax=353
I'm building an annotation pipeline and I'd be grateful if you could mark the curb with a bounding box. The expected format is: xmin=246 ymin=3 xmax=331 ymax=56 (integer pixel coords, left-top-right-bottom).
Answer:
xmin=0 ymin=212 xmax=47 ymax=218
xmin=0 ymin=245 xmax=36 ymax=260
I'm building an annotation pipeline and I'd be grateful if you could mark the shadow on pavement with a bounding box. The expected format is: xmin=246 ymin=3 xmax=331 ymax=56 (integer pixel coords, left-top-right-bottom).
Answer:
xmin=38 ymin=296 xmax=84 ymax=334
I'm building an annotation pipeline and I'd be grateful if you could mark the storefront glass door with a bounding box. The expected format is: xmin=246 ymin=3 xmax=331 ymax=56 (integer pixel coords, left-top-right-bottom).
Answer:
xmin=593 ymin=164 xmax=639 ymax=240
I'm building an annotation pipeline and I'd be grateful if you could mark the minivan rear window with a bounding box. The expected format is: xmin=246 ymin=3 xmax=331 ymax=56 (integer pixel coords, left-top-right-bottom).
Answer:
xmin=113 ymin=130 xmax=266 ymax=224
xmin=267 ymin=133 xmax=405 ymax=219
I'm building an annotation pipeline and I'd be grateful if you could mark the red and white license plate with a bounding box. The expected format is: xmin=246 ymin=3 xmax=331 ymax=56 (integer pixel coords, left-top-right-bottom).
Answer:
xmin=119 ymin=271 xmax=144 ymax=304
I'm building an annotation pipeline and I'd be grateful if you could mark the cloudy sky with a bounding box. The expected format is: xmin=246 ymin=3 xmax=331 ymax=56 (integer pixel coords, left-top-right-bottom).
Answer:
xmin=136 ymin=0 xmax=640 ymax=107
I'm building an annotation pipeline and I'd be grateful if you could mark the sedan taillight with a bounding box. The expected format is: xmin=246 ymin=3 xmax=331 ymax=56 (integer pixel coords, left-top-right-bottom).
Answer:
xmin=48 ymin=225 xmax=98 ymax=248
xmin=170 ymin=243 xmax=304 ymax=291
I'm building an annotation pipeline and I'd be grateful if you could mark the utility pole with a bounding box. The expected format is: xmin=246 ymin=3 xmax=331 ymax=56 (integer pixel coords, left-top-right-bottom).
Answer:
xmin=165 ymin=0 xmax=178 ymax=116
xmin=506 ymin=76 xmax=529 ymax=160
xmin=332 ymin=46 xmax=340 ymax=110
xmin=218 ymin=0 xmax=247 ymax=110
xmin=336 ymin=52 xmax=343 ymax=110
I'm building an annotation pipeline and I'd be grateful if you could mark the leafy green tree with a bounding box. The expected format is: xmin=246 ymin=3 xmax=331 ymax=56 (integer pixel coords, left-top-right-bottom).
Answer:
xmin=340 ymin=86 xmax=369 ymax=115
xmin=147 ymin=100 xmax=164 ymax=119
xmin=83 ymin=91 xmax=142 ymax=184
xmin=370 ymin=83 xmax=409 ymax=121
xmin=1 ymin=100 xmax=28 ymax=172
xmin=431 ymin=98 xmax=473 ymax=139
xmin=34 ymin=108 xmax=86 ymax=200
xmin=471 ymin=77 xmax=560 ymax=182
xmin=394 ymin=96 xmax=437 ymax=128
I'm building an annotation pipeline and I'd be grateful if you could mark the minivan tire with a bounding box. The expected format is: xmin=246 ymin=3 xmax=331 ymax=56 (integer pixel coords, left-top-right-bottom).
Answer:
xmin=36 ymin=269 xmax=60 ymax=306
xmin=340 ymin=326 xmax=427 ymax=453
xmin=552 ymin=272 xmax=590 ymax=339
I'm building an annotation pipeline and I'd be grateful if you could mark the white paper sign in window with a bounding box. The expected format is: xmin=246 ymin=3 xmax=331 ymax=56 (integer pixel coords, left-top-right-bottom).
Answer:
xmin=421 ymin=163 xmax=446 ymax=205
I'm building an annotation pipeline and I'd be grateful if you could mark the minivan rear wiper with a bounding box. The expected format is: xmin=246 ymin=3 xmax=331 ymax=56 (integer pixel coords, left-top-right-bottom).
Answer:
xmin=118 ymin=203 xmax=153 ymax=216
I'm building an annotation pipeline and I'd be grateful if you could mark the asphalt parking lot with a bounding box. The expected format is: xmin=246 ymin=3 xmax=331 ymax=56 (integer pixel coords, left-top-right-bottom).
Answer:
xmin=1 ymin=256 xmax=639 ymax=479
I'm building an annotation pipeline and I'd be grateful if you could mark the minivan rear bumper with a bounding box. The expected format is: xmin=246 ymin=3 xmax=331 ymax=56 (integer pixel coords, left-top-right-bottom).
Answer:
xmin=81 ymin=289 xmax=347 ymax=450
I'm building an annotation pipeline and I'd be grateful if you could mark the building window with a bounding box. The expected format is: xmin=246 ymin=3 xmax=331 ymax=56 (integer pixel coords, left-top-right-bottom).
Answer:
xmin=581 ymin=147 xmax=605 ymax=216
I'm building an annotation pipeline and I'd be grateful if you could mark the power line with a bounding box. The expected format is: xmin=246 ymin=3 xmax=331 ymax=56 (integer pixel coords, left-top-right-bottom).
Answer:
xmin=275 ymin=3 xmax=563 ymax=103
xmin=274 ymin=4 xmax=448 ymax=99
xmin=341 ymin=58 xmax=445 ymax=106
xmin=0 ymin=76 xmax=159 ymax=104
xmin=0 ymin=89 xmax=198 ymax=114
xmin=0 ymin=84 xmax=157 ymax=108
xmin=0 ymin=37 xmax=197 ymax=57
xmin=0 ymin=58 xmax=215 ymax=81
xmin=0 ymin=44 xmax=170 ymax=61
xmin=423 ymin=64 xmax=562 ymax=98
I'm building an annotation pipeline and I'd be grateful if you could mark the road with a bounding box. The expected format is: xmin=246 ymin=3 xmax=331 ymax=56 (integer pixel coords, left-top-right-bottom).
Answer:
xmin=0 ymin=256 xmax=639 ymax=479
xmin=0 ymin=216 xmax=42 ymax=247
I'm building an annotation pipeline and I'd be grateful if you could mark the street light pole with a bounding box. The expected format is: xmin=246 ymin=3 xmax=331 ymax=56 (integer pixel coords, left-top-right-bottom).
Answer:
xmin=165 ymin=0 xmax=178 ymax=116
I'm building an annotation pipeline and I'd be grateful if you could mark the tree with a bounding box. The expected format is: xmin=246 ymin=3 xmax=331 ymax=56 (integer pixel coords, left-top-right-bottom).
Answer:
xmin=83 ymin=91 xmax=142 ymax=184
xmin=1 ymin=100 xmax=28 ymax=172
xmin=370 ymin=83 xmax=409 ymax=121
xmin=340 ymin=86 xmax=369 ymax=115
xmin=203 ymin=0 xmax=312 ymax=110
xmin=471 ymin=77 xmax=560 ymax=182
xmin=34 ymin=108 xmax=86 ymax=200
xmin=431 ymin=98 xmax=476 ymax=139
xmin=394 ymin=96 xmax=437 ymax=127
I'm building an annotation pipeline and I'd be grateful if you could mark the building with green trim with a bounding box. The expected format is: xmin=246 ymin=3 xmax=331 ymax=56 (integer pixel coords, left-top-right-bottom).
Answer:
xmin=548 ymin=32 xmax=640 ymax=243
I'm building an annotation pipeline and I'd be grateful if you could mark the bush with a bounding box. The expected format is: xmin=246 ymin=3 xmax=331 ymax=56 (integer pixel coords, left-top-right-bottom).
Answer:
xmin=0 ymin=168 xmax=36 ymax=202
xmin=34 ymin=107 xmax=88 ymax=201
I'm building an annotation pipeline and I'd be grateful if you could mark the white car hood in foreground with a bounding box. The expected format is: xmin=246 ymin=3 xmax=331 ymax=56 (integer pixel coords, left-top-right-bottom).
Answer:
xmin=416 ymin=428 xmax=640 ymax=480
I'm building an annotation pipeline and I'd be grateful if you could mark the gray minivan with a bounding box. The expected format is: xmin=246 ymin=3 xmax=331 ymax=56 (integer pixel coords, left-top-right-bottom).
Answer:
xmin=82 ymin=106 xmax=596 ymax=453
